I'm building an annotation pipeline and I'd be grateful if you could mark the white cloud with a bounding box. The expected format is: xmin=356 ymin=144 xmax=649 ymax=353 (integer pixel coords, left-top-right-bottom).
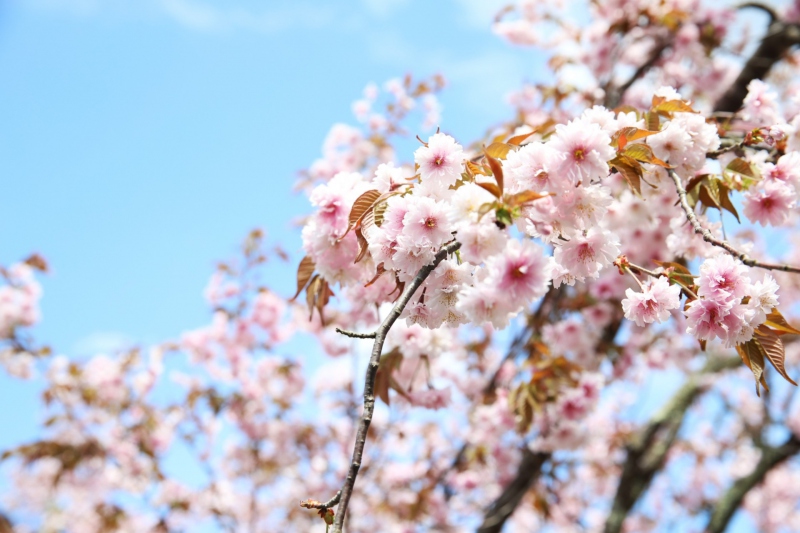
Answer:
xmin=156 ymin=0 xmax=336 ymax=33
xmin=25 ymin=0 xmax=338 ymax=33
xmin=451 ymin=0 xmax=507 ymax=29
xmin=72 ymin=331 xmax=135 ymax=356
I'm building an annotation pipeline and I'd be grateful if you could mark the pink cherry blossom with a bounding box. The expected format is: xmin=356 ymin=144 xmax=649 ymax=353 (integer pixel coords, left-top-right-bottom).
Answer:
xmin=548 ymin=119 xmax=615 ymax=185
xmin=742 ymin=180 xmax=797 ymax=227
xmin=414 ymin=132 xmax=464 ymax=186
xmin=622 ymin=276 xmax=682 ymax=327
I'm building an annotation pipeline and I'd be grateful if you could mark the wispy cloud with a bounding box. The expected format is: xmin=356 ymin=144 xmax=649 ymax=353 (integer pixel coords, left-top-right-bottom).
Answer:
xmin=25 ymin=0 xmax=339 ymax=33
xmin=451 ymin=0 xmax=507 ymax=30
xmin=72 ymin=331 xmax=135 ymax=356
xmin=157 ymin=0 xmax=336 ymax=33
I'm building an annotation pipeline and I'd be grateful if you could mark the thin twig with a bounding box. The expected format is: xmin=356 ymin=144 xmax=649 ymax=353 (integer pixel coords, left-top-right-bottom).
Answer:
xmin=328 ymin=241 xmax=462 ymax=532
xmin=335 ymin=328 xmax=377 ymax=339
xmin=669 ymin=170 xmax=800 ymax=274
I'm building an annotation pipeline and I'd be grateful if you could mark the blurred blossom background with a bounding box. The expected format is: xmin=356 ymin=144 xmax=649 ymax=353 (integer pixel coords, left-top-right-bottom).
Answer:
xmin=0 ymin=0 xmax=546 ymax=466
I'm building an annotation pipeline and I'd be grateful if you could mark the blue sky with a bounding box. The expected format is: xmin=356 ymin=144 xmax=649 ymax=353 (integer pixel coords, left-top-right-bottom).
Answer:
xmin=0 ymin=0 xmax=547 ymax=446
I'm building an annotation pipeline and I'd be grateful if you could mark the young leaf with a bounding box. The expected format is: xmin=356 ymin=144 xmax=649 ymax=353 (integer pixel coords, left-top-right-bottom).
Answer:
xmin=610 ymin=155 xmax=643 ymax=197
xmin=764 ymin=308 xmax=800 ymax=336
xmin=466 ymin=160 xmax=490 ymax=176
xmin=622 ymin=143 xmax=671 ymax=168
xmin=485 ymin=142 xmax=512 ymax=159
xmin=292 ymin=255 xmax=316 ymax=301
xmin=353 ymin=226 xmax=370 ymax=264
xmin=717 ymin=182 xmax=741 ymax=222
xmin=736 ymin=339 xmax=769 ymax=396
xmin=506 ymin=190 xmax=550 ymax=207
xmin=755 ymin=325 xmax=797 ymax=386
xmin=507 ymin=130 xmax=536 ymax=146
xmin=726 ymin=158 xmax=757 ymax=179
xmin=611 ymin=127 xmax=659 ymax=149
xmin=347 ymin=189 xmax=382 ymax=230
xmin=476 ymin=180 xmax=502 ymax=198
xmin=645 ymin=111 xmax=660 ymax=132
xmin=484 ymin=151 xmax=505 ymax=193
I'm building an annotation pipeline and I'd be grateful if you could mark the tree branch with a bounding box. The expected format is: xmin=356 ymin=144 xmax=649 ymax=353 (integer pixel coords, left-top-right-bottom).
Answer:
xmin=670 ymin=170 xmax=800 ymax=274
xmin=605 ymin=39 xmax=671 ymax=109
xmin=335 ymin=328 xmax=377 ymax=339
xmin=328 ymin=240 xmax=462 ymax=532
xmin=705 ymin=434 xmax=800 ymax=533
xmin=714 ymin=8 xmax=800 ymax=112
xmin=604 ymin=356 xmax=740 ymax=533
xmin=477 ymin=449 xmax=550 ymax=533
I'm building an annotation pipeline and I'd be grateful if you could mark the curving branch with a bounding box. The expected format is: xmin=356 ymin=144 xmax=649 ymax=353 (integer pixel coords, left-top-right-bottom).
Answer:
xmin=714 ymin=6 xmax=800 ymax=113
xmin=321 ymin=240 xmax=462 ymax=533
xmin=706 ymin=434 xmax=800 ymax=533
xmin=604 ymin=356 xmax=740 ymax=533
xmin=670 ymin=171 xmax=800 ymax=274
xmin=477 ymin=449 xmax=550 ymax=533
xmin=605 ymin=38 xmax=671 ymax=109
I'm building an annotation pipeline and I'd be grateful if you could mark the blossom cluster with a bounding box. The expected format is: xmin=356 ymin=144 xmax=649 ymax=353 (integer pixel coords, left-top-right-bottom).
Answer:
xmin=686 ymin=255 xmax=779 ymax=347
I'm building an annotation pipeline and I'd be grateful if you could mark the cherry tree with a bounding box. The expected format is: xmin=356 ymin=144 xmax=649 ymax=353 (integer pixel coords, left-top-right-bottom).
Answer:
xmin=5 ymin=1 xmax=800 ymax=532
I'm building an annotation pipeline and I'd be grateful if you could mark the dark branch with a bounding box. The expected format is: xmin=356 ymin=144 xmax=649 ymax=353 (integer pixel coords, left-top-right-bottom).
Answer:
xmin=670 ymin=171 xmax=800 ymax=274
xmin=714 ymin=9 xmax=800 ymax=112
xmin=706 ymin=434 xmax=800 ymax=532
xmin=335 ymin=327 xmax=377 ymax=339
xmin=477 ymin=449 xmax=550 ymax=533
xmin=329 ymin=241 xmax=462 ymax=533
xmin=605 ymin=39 xmax=670 ymax=109
xmin=604 ymin=357 xmax=740 ymax=533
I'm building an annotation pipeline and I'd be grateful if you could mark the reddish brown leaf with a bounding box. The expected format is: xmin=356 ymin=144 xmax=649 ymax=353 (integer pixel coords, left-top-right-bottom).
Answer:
xmin=506 ymin=190 xmax=551 ymax=207
xmin=764 ymin=308 xmax=800 ymax=336
xmin=24 ymin=253 xmax=49 ymax=273
xmin=645 ymin=111 xmax=660 ymax=132
xmin=507 ymin=130 xmax=536 ymax=146
xmin=610 ymin=155 xmax=643 ymax=197
xmin=736 ymin=339 xmax=769 ymax=396
xmin=485 ymin=142 xmax=512 ymax=160
xmin=365 ymin=263 xmax=387 ymax=287
xmin=354 ymin=227 xmax=370 ymax=264
xmin=466 ymin=160 xmax=490 ymax=176
xmin=611 ymin=127 xmax=659 ymax=149
xmin=726 ymin=158 xmax=757 ymax=179
xmin=653 ymin=98 xmax=697 ymax=115
xmin=623 ymin=143 xmax=671 ymax=168
xmin=755 ymin=325 xmax=797 ymax=385
xmin=484 ymin=151 xmax=505 ymax=193
xmin=476 ymin=181 xmax=502 ymax=198
xmin=717 ymin=182 xmax=741 ymax=222
xmin=291 ymin=256 xmax=315 ymax=301
xmin=347 ymin=189 xmax=382 ymax=229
